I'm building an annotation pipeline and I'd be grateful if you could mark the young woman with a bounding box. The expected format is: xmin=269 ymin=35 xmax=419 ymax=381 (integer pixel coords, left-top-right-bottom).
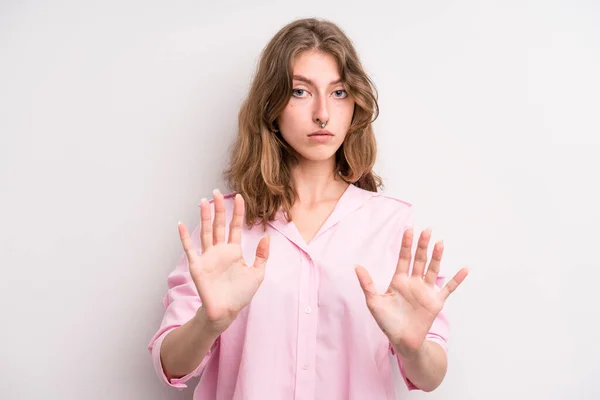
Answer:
xmin=148 ymin=17 xmax=468 ymax=400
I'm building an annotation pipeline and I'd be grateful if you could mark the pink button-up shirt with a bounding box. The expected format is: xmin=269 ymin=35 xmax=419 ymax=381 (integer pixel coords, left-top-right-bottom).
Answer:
xmin=148 ymin=184 xmax=449 ymax=399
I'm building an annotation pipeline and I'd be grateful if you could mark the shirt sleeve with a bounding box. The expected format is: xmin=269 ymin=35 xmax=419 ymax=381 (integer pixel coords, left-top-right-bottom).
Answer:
xmin=147 ymin=223 xmax=219 ymax=390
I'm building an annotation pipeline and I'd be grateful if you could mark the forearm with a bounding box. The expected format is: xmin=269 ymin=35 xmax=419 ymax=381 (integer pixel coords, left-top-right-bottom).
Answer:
xmin=394 ymin=339 xmax=448 ymax=392
xmin=160 ymin=307 xmax=221 ymax=380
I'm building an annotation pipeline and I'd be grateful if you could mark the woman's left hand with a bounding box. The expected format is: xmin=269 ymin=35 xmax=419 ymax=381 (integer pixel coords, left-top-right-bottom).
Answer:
xmin=355 ymin=228 xmax=469 ymax=360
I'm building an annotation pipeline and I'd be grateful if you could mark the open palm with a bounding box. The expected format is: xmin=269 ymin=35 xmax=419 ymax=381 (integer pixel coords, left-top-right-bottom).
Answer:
xmin=356 ymin=228 xmax=468 ymax=359
xmin=178 ymin=190 xmax=270 ymax=333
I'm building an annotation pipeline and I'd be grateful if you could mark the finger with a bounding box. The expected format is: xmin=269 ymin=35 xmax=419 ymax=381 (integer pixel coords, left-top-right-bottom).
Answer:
xmin=439 ymin=267 xmax=469 ymax=301
xmin=424 ymin=240 xmax=443 ymax=286
xmin=178 ymin=221 xmax=198 ymax=264
xmin=355 ymin=265 xmax=379 ymax=300
xmin=412 ymin=228 xmax=431 ymax=278
xmin=394 ymin=227 xmax=414 ymax=276
xmin=228 ymin=193 xmax=245 ymax=245
xmin=199 ymin=198 xmax=213 ymax=253
xmin=252 ymin=235 xmax=270 ymax=271
xmin=212 ymin=189 xmax=226 ymax=244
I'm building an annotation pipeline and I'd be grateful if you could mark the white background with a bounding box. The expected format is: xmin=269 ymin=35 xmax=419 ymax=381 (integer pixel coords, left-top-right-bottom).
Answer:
xmin=1 ymin=0 xmax=599 ymax=399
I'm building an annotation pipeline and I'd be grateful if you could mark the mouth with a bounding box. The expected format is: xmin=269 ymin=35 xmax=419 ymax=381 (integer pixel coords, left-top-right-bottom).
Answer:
xmin=308 ymin=129 xmax=333 ymax=137
xmin=307 ymin=129 xmax=334 ymax=143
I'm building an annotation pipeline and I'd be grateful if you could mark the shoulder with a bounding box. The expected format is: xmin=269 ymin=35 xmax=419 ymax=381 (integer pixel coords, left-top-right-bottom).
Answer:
xmin=353 ymin=185 xmax=413 ymax=215
xmin=345 ymin=185 xmax=414 ymax=230
xmin=372 ymin=191 xmax=413 ymax=211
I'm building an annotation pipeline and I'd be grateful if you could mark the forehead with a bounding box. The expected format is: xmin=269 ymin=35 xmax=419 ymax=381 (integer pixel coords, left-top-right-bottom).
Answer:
xmin=291 ymin=50 xmax=341 ymax=83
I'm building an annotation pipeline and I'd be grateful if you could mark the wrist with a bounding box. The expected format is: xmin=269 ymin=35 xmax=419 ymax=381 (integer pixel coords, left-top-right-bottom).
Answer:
xmin=193 ymin=306 xmax=228 ymax=338
xmin=392 ymin=339 xmax=428 ymax=362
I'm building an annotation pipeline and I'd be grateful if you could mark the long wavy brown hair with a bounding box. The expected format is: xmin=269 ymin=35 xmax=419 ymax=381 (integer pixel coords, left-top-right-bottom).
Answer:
xmin=223 ymin=18 xmax=382 ymax=229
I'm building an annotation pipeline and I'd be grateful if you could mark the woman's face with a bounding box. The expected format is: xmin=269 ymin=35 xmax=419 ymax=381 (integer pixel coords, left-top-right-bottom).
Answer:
xmin=277 ymin=50 xmax=355 ymax=164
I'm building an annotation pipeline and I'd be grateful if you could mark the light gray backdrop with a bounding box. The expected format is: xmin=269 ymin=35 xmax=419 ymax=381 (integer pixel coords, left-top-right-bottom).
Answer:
xmin=1 ymin=0 xmax=599 ymax=399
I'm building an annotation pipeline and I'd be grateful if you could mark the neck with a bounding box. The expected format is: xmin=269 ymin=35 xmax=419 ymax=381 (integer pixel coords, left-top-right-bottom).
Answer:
xmin=290 ymin=158 xmax=348 ymax=206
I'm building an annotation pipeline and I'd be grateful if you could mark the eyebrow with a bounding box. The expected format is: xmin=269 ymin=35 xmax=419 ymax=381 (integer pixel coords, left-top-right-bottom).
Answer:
xmin=292 ymin=75 xmax=343 ymax=87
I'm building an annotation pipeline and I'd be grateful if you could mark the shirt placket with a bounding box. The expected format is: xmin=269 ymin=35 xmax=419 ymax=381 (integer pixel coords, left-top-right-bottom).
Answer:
xmin=294 ymin=250 xmax=318 ymax=400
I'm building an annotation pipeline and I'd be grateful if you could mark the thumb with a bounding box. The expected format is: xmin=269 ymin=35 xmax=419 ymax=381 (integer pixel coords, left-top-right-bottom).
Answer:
xmin=252 ymin=235 xmax=270 ymax=271
xmin=355 ymin=265 xmax=378 ymax=300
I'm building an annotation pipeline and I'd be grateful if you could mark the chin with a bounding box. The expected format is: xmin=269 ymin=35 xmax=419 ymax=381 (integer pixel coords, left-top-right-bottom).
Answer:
xmin=296 ymin=149 xmax=339 ymax=163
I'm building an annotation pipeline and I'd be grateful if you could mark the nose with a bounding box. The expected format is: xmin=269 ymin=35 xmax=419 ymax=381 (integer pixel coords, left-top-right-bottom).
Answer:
xmin=312 ymin=94 xmax=329 ymax=127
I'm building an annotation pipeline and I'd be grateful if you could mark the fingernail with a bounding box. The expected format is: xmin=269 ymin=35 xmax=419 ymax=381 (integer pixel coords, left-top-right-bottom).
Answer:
xmin=178 ymin=221 xmax=182 ymax=225
xmin=200 ymin=198 xmax=207 ymax=203
xmin=213 ymin=188 xmax=220 ymax=195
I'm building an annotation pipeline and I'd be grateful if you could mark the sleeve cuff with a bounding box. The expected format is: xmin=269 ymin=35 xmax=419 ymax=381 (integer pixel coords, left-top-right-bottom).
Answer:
xmin=393 ymin=335 xmax=448 ymax=391
xmin=149 ymin=326 xmax=217 ymax=390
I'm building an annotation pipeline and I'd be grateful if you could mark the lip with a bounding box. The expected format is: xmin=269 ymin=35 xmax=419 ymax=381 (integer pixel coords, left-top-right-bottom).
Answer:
xmin=308 ymin=129 xmax=333 ymax=137
xmin=308 ymin=131 xmax=333 ymax=143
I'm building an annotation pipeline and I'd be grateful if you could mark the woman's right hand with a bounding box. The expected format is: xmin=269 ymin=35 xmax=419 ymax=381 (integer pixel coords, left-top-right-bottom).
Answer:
xmin=178 ymin=189 xmax=270 ymax=334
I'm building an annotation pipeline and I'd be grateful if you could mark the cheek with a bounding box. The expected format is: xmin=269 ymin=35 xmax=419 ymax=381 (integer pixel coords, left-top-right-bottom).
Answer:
xmin=279 ymin=103 xmax=314 ymax=137
xmin=279 ymin=103 xmax=300 ymax=128
xmin=337 ymin=99 xmax=354 ymax=114
xmin=278 ymin=109 xmax=300 ymax=144
xmin=335 ymin=102 xmax=355 ymax=127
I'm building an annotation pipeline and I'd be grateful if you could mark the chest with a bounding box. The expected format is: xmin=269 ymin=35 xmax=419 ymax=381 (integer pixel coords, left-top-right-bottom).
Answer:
xmin=237 ymin=195 xmax=409 ymax=316
xmin=241 ymin=216 xmax=402 ymax=314
xmin=290 ymin=202 xmax=338 ymax=244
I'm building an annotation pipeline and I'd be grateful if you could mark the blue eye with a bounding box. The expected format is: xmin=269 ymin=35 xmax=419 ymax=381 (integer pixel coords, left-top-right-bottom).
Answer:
xmin=292 ymin=89 xmax=306 ymax=97
xmin=333 ymin=90 xmax=348 ymax=98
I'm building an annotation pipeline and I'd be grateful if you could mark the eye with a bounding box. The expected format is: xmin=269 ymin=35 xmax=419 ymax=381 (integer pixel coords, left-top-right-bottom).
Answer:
xmin=333 ymin=90 xmax=348 ymax=98
xmin=292 ymin=88 xmax=308 ymax=97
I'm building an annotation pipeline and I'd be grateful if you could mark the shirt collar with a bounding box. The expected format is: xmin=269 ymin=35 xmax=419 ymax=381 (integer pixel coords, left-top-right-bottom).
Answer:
xmin=267 ymin=184 xmax=375 ymax=251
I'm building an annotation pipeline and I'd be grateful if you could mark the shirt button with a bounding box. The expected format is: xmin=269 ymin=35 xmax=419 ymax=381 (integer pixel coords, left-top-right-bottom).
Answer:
xmin=302 ymin=364 xmax=309 ymax=370
xmin=305 ymin=306 xmax=312 ymax=314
